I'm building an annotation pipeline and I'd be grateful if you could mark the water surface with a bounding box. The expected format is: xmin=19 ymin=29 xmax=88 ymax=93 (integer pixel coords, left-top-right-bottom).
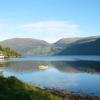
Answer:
xmin=0 ymin=56 xmax=100 ymax=97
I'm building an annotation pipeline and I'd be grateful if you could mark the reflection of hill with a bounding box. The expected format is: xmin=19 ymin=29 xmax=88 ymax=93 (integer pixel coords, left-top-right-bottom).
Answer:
xmin=0 ymin=61 xmax=52 ymax=73
xmin=0 ymin=61 xmax=16 ymax=67
xmin=67 ymin=61 xmax=100 ymax=73
xmin=51 ymin=61 xmax=80 ymax=73
xmin=0 ymin=61 xmax=100 ymax=74
xmin=52 ymin=61 xmax=100 ymax=74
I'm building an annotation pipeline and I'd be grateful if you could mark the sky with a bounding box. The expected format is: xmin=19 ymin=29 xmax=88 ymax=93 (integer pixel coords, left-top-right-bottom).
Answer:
xmin=0 ymin=0 xmax=100 ymax=43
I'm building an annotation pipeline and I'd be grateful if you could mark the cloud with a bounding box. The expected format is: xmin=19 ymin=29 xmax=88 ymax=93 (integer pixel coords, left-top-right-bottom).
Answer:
xmin=21 ymin=21 xmax=79 ymax=36
xmin=0 ymin=21 xmax=80 ymax=42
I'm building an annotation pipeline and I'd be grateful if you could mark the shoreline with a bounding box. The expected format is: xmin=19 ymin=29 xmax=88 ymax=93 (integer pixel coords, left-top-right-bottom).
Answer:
xmin=30 ymin=85 xmax=100 ymax=100
xmin=0 ymin=76 xmax=100 ymax=100
xmin=46 ymin=89 xmax=100 ymax=100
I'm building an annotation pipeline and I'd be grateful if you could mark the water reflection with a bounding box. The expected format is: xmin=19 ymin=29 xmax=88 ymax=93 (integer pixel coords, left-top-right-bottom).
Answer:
xmin=52 ymin=61 xmax=100 ymax=73
xmin=0 ymin=58 xmax=100 ymax=96
xmin=0 ymin=60 xmax=100 ymax=74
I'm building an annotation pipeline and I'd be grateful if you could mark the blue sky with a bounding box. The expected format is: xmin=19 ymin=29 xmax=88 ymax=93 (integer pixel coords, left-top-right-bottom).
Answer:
xmin=0 ymin=0 xmax=100 ymax=42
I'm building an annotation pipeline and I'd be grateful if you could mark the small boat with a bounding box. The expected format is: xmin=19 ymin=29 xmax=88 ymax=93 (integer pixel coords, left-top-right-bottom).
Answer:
xmin=38 ymin=65 xmax=48 ymax=70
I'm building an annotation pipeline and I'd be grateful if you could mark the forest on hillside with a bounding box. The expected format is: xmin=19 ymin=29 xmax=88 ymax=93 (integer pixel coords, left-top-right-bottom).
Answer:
xmin=0 ymin=45 xmax=21 ymax=58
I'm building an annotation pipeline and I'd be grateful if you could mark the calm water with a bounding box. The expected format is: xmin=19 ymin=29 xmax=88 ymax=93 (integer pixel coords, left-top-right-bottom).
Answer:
xmin=0 ymin=56 xmax=100 ymax=96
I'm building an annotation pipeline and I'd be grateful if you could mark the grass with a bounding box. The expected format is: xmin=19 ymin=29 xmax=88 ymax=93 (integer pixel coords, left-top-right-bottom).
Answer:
xmin=0 ymin=76 xmax=99 ymax=100
xmin=0 ymin=76 xmax=60 ymax=100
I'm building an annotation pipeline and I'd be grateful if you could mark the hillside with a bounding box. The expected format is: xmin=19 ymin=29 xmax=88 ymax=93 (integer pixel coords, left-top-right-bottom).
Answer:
xmin=0 ymin=38 xmax=51 ymax=55
xmin=57 ymin=36 xmax=100 ymax=55
xmin=51 ymin=38 xmax=80 ymax=54
xmin=54 ymin=38 xmax=80 ymax=47
xmin=0 ymin=76 xmax=60 ymax=100
xmin=0 ymin=36 xmax=100 ymax=55
xmin=0 ymin=45 xmax=21 ymax=57
xmin=0 ymin=38 xmax=49 ymax=46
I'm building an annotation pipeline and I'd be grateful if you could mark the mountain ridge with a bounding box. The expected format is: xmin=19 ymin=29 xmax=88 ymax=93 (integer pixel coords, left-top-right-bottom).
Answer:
xmin=0 ymin=36 xmax=100 ymax=55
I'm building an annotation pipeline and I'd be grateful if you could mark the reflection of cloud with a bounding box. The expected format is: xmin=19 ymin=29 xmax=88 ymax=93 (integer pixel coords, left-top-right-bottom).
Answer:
xmin=44 ymin=66 xmax=80 ymax=90
xmin=31 ymin=70 xmax=80 ymax=91
xmin=63 ymin=74 xmax=80 ymax=89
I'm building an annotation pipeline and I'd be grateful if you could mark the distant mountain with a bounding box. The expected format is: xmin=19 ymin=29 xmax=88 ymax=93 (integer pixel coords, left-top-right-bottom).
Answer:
xmin=0 ymin=38 xmax=51 ymax=55
xmin=51 ymin=38 xmax=80 ymax=54
xmin=54 ymin=38 xmax=80 ymax=47
xmin=0 ymin=38 xmax=50 ymax=47
xmin=0 ymin=36 xmax=100 ymax=55
xmin=57 ymin=36 xmax=100 ymax=55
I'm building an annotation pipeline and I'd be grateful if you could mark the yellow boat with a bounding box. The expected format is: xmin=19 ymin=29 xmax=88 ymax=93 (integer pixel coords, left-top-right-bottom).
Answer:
xmin=38 ymin=65 xmax=48 ymax=70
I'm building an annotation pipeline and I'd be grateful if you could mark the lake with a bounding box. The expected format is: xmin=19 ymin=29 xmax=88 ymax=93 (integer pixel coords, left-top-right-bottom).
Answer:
xmin=0 ymin=56 xmax=100 ymax=97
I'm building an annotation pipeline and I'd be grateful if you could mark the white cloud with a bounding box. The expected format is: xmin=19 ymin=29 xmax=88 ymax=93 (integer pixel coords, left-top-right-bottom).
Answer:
xmin=21 ymin=21 xmax=79 ymax=36
xmin=0 ymin=21 xmax=80 ymax=42
xmin=20 ymin=21 xmax=79 ymax=42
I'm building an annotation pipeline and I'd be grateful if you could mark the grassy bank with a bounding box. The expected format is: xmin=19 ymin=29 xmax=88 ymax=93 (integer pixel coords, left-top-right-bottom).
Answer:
xmin=0 ymin=76 xmax=60 ymax=100
xmin=0 ymin=76 xmax=99 ymax=100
